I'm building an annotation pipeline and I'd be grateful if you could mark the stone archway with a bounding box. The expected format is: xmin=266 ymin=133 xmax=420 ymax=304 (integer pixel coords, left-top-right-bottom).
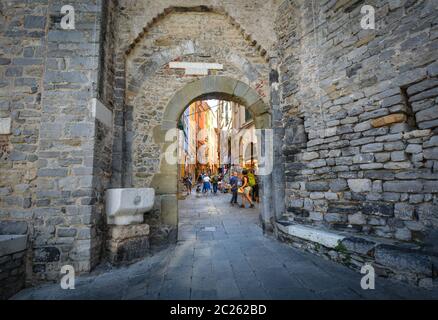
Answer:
xmin=150 ymin=76 xmax=272 ymax=238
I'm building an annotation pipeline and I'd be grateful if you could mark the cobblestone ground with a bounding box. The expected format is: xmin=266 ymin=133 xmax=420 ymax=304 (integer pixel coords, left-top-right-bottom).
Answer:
xmin=13 ymin=194 xmax=438 ymax=300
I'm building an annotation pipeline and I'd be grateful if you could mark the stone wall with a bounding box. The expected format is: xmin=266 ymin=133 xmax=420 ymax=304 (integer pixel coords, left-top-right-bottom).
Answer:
xmin=116 ymin=0 xmax=282 ymax=55
xmin=0 ymin=0 xmax=107 ymax=282
xmin=0 ymin=0 xmax=48 ymax=285
xmin=277 ymin=0 xmax=438 ymax=251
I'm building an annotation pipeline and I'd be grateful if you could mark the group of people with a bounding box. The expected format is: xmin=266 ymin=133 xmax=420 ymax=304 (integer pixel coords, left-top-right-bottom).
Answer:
xmin=229 ymin=170 xmax=259 ymax=209
xmin=182 ymin=169 xmax=260 ymax=209
xmin=198 ymin=173 xmax=220 ymax=194
xmin=182 ymin=172 xmax=221 ymax=196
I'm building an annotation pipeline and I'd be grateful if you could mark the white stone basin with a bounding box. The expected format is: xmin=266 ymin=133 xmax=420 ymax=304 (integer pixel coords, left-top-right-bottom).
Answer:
xmin=106 ymin=188 xmax=155 ymax=225
xmin=0 ymin=235 xmax=27 ymax=257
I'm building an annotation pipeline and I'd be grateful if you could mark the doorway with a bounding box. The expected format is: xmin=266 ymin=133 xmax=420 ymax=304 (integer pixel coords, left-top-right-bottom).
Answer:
xmin=149 ymin=76 xmax=272 ymax=241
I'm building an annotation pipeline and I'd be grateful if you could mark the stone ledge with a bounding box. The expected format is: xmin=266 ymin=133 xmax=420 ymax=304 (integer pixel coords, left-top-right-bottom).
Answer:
xmin=276 ymin=222 xmax=345 ymax=248
xmin=0 ymin=235 xmax=28 ymax=257
xmin=276 ymin=222 xmax=436 ymax=287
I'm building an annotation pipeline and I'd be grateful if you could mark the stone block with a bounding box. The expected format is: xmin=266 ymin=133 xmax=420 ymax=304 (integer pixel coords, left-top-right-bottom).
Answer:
xmin=341 ymin=237 xmax=376 ymax=255
xmin=375 ymin=245 xmax=432 ymax=276
xmin=57 ymin=228 xmax=77 ymax=238
xmin=353 ymin=154 xmax=375 ymax=164
xmin=383 ymin=181 xmax=423 ymax=193
xmin=324 ymin=213 xmax=348 ymax=223
xmin=362 ymin=202 xmax=394 ymax=217
xmin=107 ymin=236 xmax=150 ymax=265
xmin=33 ymin=246 xmax=60 ymax=263
xmin=329 ymin=179 xmax=348 ymax=192
xmin=405 ymin=144 xmax=422 ymax=154
xmin=416 ymin=106 xmax=438 ymax=123
xmin=24 ymin=16 xmax=46 ymax=29
xmin=423 ymin=181 xmax=438 ymax=193
xmin=0 ymin=221 xmax=28 ymax=235
xmin=307 ymin=159 xmax=326 ymax=168
xmin=0 ymin=118 xmax=12 ymax=135
xmin=362 ymin=143 xmax=383 ymax=153
xmin=306 ymin=182 xmax=329 ymax=192
xmin=394 ymin=203 xmax=415 ymax=221
xmin=371 ymin=114 xmax=407 ymax=128
xmin=348 ymin=179 xmax=372 ymax=193
xmin=382 ymin=95 xmax=403 ymax=108
xmin=0 ymin=235 xmax=27 ymax=257
xmin=108 ymin=224 xmax=150 ymax=242
xmin=391 ymin=151 xmax=407 ymax=162
xmin=348 ymin=213 xmax=367 ymax=225
xmin=424 ymin=147 xmax=438 ymax=160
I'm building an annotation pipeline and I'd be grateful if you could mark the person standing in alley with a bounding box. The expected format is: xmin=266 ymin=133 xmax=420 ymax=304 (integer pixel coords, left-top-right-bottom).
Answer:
xmin=230 ymin=171 xmax=239 ymax=206
xmin=211 ymin=173 xmax=219 ymax=195
xmin=240 ymin=170 xmax=254 ymax=209
xmin=184 ymin=175 xmax=193 ymax=196
xmin=248 ymin=169 xmax=259 ymax=203
xmin=203 ymin=174 xmax=211 ymax=195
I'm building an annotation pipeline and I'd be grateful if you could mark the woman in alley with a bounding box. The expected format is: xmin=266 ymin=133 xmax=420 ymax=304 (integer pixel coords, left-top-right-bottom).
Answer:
xmin=203 ymin=174 xmax=211 ymax=195
xmin=240 ymin=170 xmax=255 ymax=209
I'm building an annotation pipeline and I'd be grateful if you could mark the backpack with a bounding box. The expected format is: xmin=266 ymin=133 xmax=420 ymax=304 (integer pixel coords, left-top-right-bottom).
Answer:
xmin=248 ymin=173 xmax=256 ymax=187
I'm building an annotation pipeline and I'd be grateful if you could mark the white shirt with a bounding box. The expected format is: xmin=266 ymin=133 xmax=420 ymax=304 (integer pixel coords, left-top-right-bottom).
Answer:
xmin=203 ymin=177 xmax=211 ymax=183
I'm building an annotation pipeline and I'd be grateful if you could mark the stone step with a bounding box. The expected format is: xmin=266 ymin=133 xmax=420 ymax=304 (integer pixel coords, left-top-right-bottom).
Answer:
xmin=276 ymin=221 xmax=437 ymax=288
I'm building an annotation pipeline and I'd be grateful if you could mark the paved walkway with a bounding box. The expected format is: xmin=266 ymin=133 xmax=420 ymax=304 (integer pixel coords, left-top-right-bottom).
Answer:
xmin=13 ymin=194 xmax=438 ymax=300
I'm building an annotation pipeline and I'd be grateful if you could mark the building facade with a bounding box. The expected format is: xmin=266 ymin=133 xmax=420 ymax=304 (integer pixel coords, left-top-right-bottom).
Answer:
xmin=0 ymin=0 xmax=438 ymax=295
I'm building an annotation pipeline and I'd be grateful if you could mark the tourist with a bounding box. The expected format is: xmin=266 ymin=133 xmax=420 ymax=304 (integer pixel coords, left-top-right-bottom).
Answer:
xmin=184 ymin=175 xmax=192 ymax=196
xmin=248 ymin=169 xmax=259 ymax=203
xmin=240 ymin=170 xmax=254 ymax=209
xmin=211 ymin=173 xmax=219 ymax=194
xmin=229 ymin=172 xmax=239 ymax=206
xmin=199 ymin=173 xmax=205 ymax=192
xmin=203 ymin=174 xmax=211 ymax=194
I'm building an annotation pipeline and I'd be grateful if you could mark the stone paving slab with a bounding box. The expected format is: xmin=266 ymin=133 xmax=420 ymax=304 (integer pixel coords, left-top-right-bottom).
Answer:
xmin=12 ymin=194 xmax=438 ymax=300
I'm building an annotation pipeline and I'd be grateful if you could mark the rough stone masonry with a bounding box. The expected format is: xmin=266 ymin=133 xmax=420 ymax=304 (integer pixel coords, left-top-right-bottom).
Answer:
xmin=0 ymin=0 xmax=437 ymax=297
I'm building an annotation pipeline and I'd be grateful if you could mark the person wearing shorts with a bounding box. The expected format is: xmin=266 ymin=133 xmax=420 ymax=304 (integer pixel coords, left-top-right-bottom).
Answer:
xmin=240 ymin=170 xmax=254 ymax=209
